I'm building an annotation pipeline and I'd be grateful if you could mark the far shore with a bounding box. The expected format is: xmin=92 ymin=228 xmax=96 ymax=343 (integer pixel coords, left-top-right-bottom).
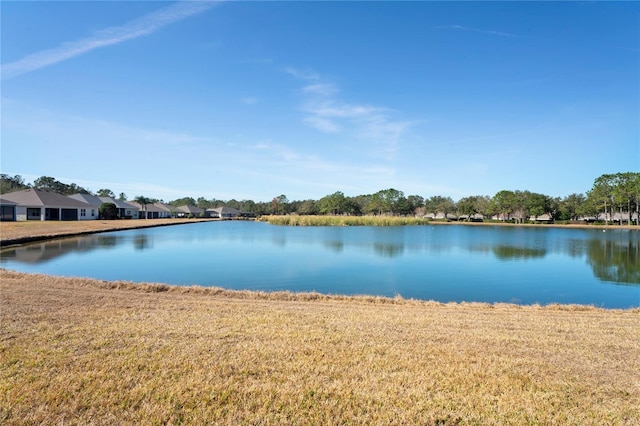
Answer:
xmin=1 ymin=216 xmax=637 ymax=247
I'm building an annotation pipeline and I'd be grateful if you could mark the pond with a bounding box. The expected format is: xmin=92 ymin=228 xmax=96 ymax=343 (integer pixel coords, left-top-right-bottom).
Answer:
xmin=1 ymin=221 xmax=638 ymax=308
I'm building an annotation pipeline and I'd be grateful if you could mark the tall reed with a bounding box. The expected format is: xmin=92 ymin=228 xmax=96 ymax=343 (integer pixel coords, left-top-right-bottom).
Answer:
xmin=260 ymin=215 xmax=431 ymax=226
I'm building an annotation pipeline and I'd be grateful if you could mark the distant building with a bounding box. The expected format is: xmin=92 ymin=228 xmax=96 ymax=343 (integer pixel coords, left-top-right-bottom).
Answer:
xmin=2 ymin=189 xmax=95 ymax=221
xmin=207 ymin=206 xmax=242 ymax=219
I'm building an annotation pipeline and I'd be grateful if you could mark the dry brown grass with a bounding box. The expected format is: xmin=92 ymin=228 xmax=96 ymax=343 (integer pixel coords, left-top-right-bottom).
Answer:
xmin=0 ymin=218 xmax=214 ymax=246
xmin=1 ymin=269 xmax=638 ymax=425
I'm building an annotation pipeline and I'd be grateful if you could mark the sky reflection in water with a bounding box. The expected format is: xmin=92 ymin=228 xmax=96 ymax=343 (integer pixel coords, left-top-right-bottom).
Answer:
xmin=1 ymin=222 xmax=638 ymax=308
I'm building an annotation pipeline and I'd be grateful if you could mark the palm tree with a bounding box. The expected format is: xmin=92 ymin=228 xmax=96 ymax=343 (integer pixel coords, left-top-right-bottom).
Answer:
xmin=134 ymin=195 xmax=151 ymax=219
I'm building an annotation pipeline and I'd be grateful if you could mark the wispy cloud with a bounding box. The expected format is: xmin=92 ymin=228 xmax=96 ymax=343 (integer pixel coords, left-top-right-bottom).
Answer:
xmin=433 ymin=25 xmax=517 ymax=38
xmin=1 ymin=0 xmax=222 ymax=79
xmin=241 ymin=97 xmax=259 ymax=105
xmin=287 ymin=67 xmax=415 ymax=159
xmin=284 ymin=67 xmax=320 ymax=81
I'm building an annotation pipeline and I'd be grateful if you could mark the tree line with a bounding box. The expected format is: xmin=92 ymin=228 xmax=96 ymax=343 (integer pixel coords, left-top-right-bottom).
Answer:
xmin=1 ymin=172 xmax=638 ymax=224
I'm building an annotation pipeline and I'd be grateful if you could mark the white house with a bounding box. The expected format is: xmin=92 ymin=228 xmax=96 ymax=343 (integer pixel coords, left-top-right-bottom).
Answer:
xmin=207 ymin=206 xmax=242 ymax=219
xmin=2 ymin=189 xmax=96 ymax=221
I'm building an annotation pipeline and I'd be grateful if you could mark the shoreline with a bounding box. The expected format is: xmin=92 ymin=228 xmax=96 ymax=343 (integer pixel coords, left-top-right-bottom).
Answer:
xmin=1 ymin=217 xmax=637 ymax=248
xmin=3 ymin=268 xmax=638 ymax=312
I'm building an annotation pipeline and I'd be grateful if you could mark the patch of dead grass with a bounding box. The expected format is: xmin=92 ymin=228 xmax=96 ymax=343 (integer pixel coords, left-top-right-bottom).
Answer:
xmin=1 ymin=270 xmax=638 ymax=424
xmin=0 ymin=218 xmax=214 ymax=246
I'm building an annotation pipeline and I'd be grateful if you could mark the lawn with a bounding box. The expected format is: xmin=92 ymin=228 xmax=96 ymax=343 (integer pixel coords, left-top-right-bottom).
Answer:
xmin=1 ymin=269 xmax=638 ymax=425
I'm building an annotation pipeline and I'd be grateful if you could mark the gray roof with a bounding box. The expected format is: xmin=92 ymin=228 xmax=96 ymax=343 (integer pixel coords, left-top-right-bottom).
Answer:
xmin=154 ymin=202 xmax=177 ymax=212
xmin=1 ymin=189 xmax=93 ymax=208
xmin=208 ymin=206 xmax=242 ymax=214
xmin=128 ymin=201 xmax=165 ymax=213
xmin=177 ymin=205 xmax=204 ymax=214
xmin=0 ymin=197 xmax=17 ymax=205
xmin=99 ymin=197 xmax=139 ymax=210
xmin=69 ymin=193 xmax=104 ymax=207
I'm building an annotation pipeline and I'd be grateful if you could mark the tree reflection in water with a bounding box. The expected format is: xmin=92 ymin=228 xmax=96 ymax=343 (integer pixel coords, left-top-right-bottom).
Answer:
xmin=492 ymin=246 xmax=547 ymax=261
xmin=586 ymin=238 xmax=639 ymax=285
xmin=133 ymin=235 xmax=151 ymax=251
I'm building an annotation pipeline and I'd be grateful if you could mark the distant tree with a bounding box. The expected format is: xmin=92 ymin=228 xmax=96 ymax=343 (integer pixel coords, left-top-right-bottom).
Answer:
xmin=457 ymin=195 xmax=490 ymax=220
xmin=343 ymin=197 xmax=362 ymax=216
xmin=425 ymin=195 xmax=456 ymax=218
xmin=99 ymin=203 xmax=118 ymax=220
xmin=587 ymin=174 xmax=615 ymax=224
xmin=32 ymin=176 xmax=90 ymax=195
xmin=97 ymin=188 xmax=115 ymax=198
xmin=134 ymin=196 xmax=153 ymax=219
xmin=350 ymin=195 xmax=371 ymax=215
xmin=32 ymin=176 xmax=65 ymax=193
xmin=525 ymin=192 xmax=551 ymax=220
xmin=297 ymin=199 xmax=318 ymax=215
xmin=557 ymin=193 xmax=586 ymax=221
xmin=168 ymin=197 xmax=196 ymax=207
xmin=118 ymin=192 xmax=128 ymax=201
xmin=406 ymin=195 xmax=425 ymax=216
xmin=271 ymin=194 xmax=288 ymax=215
xmin=196 ymin=197 xmax=213 ymax=209
xmin=491 ymin=190 xmax=516 ymax=221
xmin=318 ymin=191 xmax=347 ymax=215
xmin=632 ymin=173 xmax=640 ymax=225
xmin=378 ymin=188 xmax=405 ymax=215
xmin=0 ymin=174 xmax=29 ymax=194
xmin=394 ymin=196 xmax=413 ymax=216
xmin=612 ymin=172 xmax=638 ymax=225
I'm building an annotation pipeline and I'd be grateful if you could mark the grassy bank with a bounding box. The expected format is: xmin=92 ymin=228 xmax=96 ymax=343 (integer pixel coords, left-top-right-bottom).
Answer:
xmin=1 ymin=270 xmax=638 ymax=425
xmin=261 ymin=215 xmax=432 ymax=226
xmin=261 ymin=215 xmax=640 ymax=230
xmin=0 ymin=218 xmax=214 ymax=246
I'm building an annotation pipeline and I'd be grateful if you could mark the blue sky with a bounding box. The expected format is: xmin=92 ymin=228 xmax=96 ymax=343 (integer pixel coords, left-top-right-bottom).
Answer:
xmin=2 ymin=1 xmax=638 ymax=202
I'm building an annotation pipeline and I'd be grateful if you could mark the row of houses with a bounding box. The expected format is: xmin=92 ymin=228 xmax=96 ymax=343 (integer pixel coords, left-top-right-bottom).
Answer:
xmin=0 ymin=189 xmax=244 ymax=221
xmin=424 ymin=211 xmax=638 ymax=223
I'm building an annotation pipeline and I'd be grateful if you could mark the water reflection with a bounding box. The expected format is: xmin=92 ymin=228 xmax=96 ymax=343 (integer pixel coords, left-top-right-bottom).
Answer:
xmin=492 ymin=246 xmax=547 ymax=260
xmin=2 ymin=234 xmax=128 ymax=264
xmin=586 ymin=239 xmax=639 ymax=285
xmin=323 ymin=240 xmax=344 ymax=253
xmin=133 ymin=235 xmax=152 ymax=251
xmin=0 ymin=235 xmax=123 ymax=264
xmin=1 ymin=225 xmax=638 ymax=287
xmin=373 ymin=243 xmax=404 ymax=258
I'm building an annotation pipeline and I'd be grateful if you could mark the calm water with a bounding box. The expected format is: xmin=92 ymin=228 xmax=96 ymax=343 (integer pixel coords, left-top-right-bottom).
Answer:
xmin=2 ymin=221 xmax=638 ymax=308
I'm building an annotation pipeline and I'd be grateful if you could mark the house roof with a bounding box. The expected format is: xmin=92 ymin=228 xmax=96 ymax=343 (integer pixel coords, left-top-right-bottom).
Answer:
xmin=69 ymin=193 xmax=104 ymax=207
xmin=129 ymin=201 xmax=166 ymax=213
xmin=529 ymin=213 xmax=552 ymax=221
xmin=177 ymin=205 xmax=204 ymax=214
xmin=99 ymin=197 xmax=139 ymax=210
xmin=154 ymin=202 xmax=177 ymax=212
xmin=208 ymin=206 xmax=242 ymax=214
xmin=0 ymin=197 xmax=17 ymax=205
xmin=1 ymin=189 xmax=92 ymax=208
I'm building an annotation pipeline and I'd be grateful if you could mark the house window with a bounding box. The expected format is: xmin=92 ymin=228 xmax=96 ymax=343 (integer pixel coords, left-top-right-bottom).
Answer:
xmin=91 ymin=209 xmax=95 ymax=217
xmin=27 ymin=208 xmax=40 ymax=220
xmin=80 ymin=209 xmax=86 ymax=217
xmin=0 ymin=205 xmax=14 ymax=221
